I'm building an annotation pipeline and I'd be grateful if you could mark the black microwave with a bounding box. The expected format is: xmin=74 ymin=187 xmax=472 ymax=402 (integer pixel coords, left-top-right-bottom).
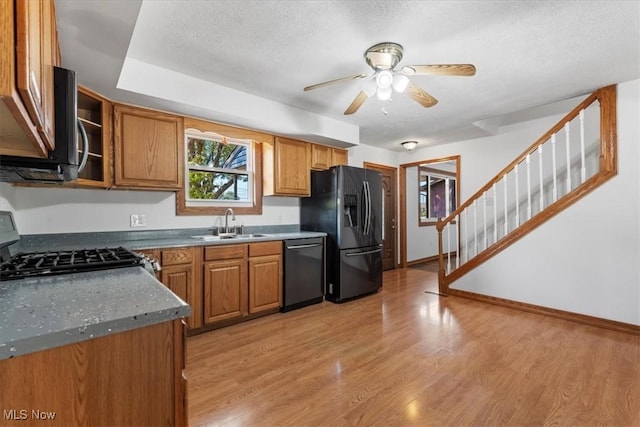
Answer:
xmin=0 ymin=66 xmax=88 ymax=183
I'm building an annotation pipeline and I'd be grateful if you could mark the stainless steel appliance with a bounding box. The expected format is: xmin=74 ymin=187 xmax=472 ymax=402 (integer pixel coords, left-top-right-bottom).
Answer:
xmin=0 ymin=66 xmax=88 ymax=183
xmin=282 ymin=237 xmax=324 ymax=312
xmin=300 ymin=165 xmax=382 ymax=303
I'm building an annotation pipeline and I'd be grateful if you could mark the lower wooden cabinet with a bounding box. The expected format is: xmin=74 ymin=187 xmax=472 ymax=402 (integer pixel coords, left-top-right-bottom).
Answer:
xmin=248 ymin=241 xmax=282 ymax=314
xmin=204 ymin=257 xmax=248 ymax=323
xmin=138 ymin=242 xmax=283 ymax=333
xmin=135 ymin=246 xmax=202 ymax=330
xmin=0 ymin=319 xmax=187 ymax=427
xmin=203 ymin=242 xmax=282 ymax=328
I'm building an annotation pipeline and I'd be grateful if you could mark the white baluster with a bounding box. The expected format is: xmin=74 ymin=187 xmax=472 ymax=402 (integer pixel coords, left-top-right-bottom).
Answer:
xmin=483 ymin=192 xmax=487 ymax=250
xmin=565 ymin=122 xmax=571 ymax=193
xmin=503 ymin=174 xmax=508 ymax=236
xmin=447 ymin=223 xmax=451 ymax=274
xmin=514 ymin=164 xmax=520 ymax=228
xmin=445 ymin=178 xmax=451 ymax=217
xmin=526 ymin=154 xmax=532 ymax=220
xmin=492 ymin=183 xmax=498 ymax=244
xmin=473 ymin=199 xmax=478 ymax=257
xmin=580 ymin=109 xmax=586 ymax=183
xmin=552 ymin=134 xmax=558 ymax=202
xmin=463 ymin=209 xmax=468 ymax=263
xmin=455 ymin=214 xmax=460 ymax=269
xmin=538 ymin=145 xmax=544 ymax=212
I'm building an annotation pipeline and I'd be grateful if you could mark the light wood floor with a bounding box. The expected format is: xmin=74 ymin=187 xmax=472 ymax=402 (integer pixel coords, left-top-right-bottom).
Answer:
xmin=186 ymin=266 xmax=640 ymax=426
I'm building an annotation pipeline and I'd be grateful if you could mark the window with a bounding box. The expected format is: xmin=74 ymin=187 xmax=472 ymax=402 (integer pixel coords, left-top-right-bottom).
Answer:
xmin=176 ymin=121 xmax=263 ymax=216
xmin=419 ymin=171 xmax=456 ymax=220
xmin=186 ymin=131 xmax=252 ymax=204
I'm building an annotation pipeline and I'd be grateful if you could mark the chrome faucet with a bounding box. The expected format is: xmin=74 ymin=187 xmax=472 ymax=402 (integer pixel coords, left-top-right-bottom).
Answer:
xmin=224 ymin=208 xmax=236 ymax=233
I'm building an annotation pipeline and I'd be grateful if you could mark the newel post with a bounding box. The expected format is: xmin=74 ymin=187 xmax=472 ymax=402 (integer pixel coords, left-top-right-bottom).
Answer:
xmin=436 ymin=219 xmax=447 ymax=296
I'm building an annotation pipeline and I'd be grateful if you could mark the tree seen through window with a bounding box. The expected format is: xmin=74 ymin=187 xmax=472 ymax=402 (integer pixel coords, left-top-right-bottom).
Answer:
xmin=186 ymin=136 xmax=250 ymax=201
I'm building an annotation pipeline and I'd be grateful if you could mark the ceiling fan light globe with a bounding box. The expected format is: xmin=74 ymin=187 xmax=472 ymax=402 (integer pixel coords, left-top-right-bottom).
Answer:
xmin=392 ymin=74 xmax=410 ymax=93
xmin=376 ymin=70 xmax=394 ymax=89
xmin=376 ymin=86 xmax=392 ymax=101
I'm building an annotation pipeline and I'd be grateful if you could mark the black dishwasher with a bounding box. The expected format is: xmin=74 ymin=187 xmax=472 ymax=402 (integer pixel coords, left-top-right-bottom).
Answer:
xmin=282 ymin=237 xmax=324 ymax=312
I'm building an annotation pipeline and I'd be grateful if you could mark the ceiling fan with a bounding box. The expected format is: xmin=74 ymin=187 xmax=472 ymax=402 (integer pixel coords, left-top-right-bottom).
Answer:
xmin=303 ymin=42 xmax=476 ymax=115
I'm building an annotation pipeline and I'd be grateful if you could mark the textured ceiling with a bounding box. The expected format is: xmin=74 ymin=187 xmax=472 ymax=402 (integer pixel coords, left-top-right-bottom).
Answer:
xmin=55 ymin=1 xmax=640 ymax=151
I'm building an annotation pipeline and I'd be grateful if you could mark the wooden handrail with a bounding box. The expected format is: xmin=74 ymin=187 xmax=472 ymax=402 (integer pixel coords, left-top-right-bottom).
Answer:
xmin=437 ymin=85 xmax=616 ymax=231
xmin=437 ymin=84 xmax=617 ymax=292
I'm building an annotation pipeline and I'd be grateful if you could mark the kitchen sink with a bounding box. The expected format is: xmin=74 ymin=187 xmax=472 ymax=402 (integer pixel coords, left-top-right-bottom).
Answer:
xmin=190 ymin=233 xmax=270 ymax=241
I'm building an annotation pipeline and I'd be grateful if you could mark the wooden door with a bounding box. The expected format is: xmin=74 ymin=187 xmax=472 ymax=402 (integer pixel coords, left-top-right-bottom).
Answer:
xmin=248 ymin=255 xmax=282 ymax=313
xmin=365 ymin=162 xmax=397 ymax=270
xmin=203 ymin=259 xmax=248 ymax=324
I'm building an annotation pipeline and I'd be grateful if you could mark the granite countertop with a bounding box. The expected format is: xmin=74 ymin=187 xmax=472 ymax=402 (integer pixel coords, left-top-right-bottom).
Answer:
xmin=0 ymin=266 xmax=191 ymax=361
xmin=0 ymin=226 xmax=325 ymax=360
xmin=16 ymin=226 xmax=327 ymax=252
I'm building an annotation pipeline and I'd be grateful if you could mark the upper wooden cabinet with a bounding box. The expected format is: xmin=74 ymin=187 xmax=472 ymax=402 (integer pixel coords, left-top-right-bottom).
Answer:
xmin=113 ymin=104 xmax=184 ymax=190
xmin=75 ymin=86 xmax=112 ymax=188
xmin=311 ymin=144 xmax=349 ymax=170
xmin=263 ymin=136 xmax=311 ymax=196
xmin=0 ymin=0 xmax=59 ymax=157
xmin=311 ymin=144 xmax=332 ymax=170
xmin=331 ymin=148 xmax=348 ymax=167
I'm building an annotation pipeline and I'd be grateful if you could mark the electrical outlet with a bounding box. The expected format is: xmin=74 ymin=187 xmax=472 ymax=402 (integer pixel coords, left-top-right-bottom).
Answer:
xmin=130 ymin=214 xmax=146 ymax=227
xmin=274 ymin=215 xmax=282 ymax=224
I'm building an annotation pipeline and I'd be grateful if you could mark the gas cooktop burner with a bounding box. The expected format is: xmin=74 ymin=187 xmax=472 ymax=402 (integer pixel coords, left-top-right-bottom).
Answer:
xmin=0 ymin=247 xmax=145 ymax=280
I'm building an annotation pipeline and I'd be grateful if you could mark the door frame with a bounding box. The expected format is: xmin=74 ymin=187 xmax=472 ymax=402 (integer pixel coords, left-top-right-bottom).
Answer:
xmin=399 ymin=155 xmax=461 ymax=269
xmin=364 ymin=161 xmax=398 ymax=269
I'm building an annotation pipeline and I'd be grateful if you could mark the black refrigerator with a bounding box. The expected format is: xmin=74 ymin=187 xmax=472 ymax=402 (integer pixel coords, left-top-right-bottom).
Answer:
xmin=300 ymin=165 xmax=382 ymax=303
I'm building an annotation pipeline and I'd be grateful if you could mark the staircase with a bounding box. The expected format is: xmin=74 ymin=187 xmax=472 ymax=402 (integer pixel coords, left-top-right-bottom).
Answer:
xmin=436 ymin=85 xmax=617 ymax=294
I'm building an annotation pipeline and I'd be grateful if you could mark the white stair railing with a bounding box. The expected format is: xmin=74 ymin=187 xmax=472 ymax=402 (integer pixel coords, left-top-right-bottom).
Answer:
xmin=436 ymin=85 xmax=618 ymax=293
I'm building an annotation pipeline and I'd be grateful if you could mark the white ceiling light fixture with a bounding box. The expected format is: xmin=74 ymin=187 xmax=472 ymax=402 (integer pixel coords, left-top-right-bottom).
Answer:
xmin=401 ymin=140 xmax=418 ymax=151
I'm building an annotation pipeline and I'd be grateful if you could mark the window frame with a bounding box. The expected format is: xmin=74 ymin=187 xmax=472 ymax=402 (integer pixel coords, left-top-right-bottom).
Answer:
xmin=176 ymin=118 xmax=265 ymax=216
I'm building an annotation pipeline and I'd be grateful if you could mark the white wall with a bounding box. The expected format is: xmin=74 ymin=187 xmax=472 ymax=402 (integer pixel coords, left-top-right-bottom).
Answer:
xmin=451 ymin=79 xmax=640 ymax=325
xmin=0 ymin=184 xmax=299 ymax=234
xmin=348 ymin=144 xmax=399 ymax=168
xmin=401 ymin=109 xmax=580 ymax=262
xmin=0 ymin=140 xmax=400 ymax=236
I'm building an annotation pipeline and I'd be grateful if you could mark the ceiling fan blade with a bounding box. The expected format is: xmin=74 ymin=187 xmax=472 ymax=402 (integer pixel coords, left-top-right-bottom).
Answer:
xmin=344 ymin=91 xmax=370 ymax=115
xmin=405 ymin=82 xmax=438 ymax=108
xmin=402 ymin=64 xmax=476 ymax=77
xmin=304 ymin=73 xmax=368 ymax=91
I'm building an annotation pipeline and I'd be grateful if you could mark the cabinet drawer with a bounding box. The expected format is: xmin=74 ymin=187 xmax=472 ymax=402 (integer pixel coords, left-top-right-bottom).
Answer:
xmin=205 ymin=244 xmax=248 ymax=261
xmin=249 ymin=241 xmax=282 ymax=257
xmin=162 ymin=248 xmax=193 ymax=266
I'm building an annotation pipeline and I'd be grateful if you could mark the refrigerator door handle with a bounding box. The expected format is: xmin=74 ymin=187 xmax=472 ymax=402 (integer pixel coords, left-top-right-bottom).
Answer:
xmin=345 ymin=248 xmax=382 ymax=257
xmin=365 ymin=180 xmax=372 ymax=235
xmin=361 ymin=182 xmax=368 ymax=235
